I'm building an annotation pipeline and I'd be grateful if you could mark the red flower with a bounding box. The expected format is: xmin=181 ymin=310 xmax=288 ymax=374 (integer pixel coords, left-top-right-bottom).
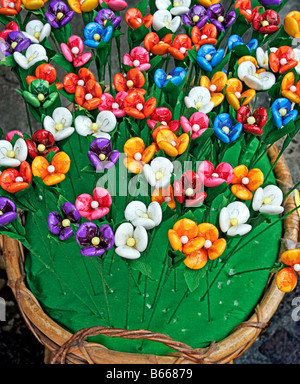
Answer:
xmin=26 ymin=129 xmax=59 ymax=159
xmin=168 ymin=34 xmax=192 ymax=61
xmin=269 ymin=46 xmax=298 ymax=74
xmin=0 ymin=0 xmax=22 ymax=16
xmin=125 ymin=8 xmax=152 ymax=29
xmin=113 ymin=68 xmax=146 ymax=95
xmin=0 ymin=161 xmax=32 ymax=194
xmin=0 ymin=21 xmax=19 ymax=39
xmin=252 ymin=10 xmax=280 ymax=34
xmin=26 ymin=63 xmax=63 ymax=91
xmin=147 ymin=107 xmax=180 ymax=133
xmin=191 ymin=24 xmax=218 ymax=51
xmin=124 ymin=91 xmax=157 ymax=120
xmin=173 ymin=171 xmax=207 ymax=207
xmin=234 ymin=0 xmax=262 ymax=23
xmin=236 ymin=106 xmax=267 ymax=136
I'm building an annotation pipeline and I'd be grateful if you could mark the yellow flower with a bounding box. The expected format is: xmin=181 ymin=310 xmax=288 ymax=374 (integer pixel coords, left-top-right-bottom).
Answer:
xmin=68 ymin=0 xmax=98 ymax=13
xmin=284 ymin=11 xmax=300 ymax=38
xmin=22 ymin=0 xmax=47 ymax=10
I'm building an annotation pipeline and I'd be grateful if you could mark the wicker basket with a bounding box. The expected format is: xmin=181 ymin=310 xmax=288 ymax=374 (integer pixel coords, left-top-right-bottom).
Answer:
xmin=2 ymin=143 xmax=299 ymax=364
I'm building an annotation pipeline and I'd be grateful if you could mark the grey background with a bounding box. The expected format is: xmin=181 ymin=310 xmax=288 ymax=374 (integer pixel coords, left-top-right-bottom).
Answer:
xmin=0 ymin=0 xmax=300 ymax=364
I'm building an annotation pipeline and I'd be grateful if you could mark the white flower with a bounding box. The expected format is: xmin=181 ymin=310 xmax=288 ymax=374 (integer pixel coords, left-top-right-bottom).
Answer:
xmin=115 ymin=223 xmax=148 ymax=259
xmin=143 ymin=157 xmax=173 ymax=189
xmin=124 ymin=201 xmax=162 ymax=230
xmin=256 ymin=47 xmax=277 ymax=70
xmin=155 ymin=0 xmax=191 ymax=16
xmin=43 ymin=107 xmax=74 ymax=141
xmin=238 ymin=61 xmax=276 ymax=91
xmin=152 ymin=10 xmax=181 ymax=33
xmin=252 ymin=185 xmax=284 ymax=215
xmin=293 ymin=49 xmax=300 ymax=75
xmin=13 ymin=44 xmax=48 ymax=70
xmin=23 ymin=20 xmax=51 ymax=44
xmin=75 ymin=111 xmax=116 ymax=139
xmin=219 ymin=202 xmax=252 ymax=237
xmin=0 ymin=138 xmax=27 ymax=167
xmin=184 ymin=86 xmax=215 ymax=114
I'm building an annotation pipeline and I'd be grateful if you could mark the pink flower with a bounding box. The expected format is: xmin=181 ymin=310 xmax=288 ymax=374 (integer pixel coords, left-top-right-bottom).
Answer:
xmin=198 ymin=160 xmax=234 ymax=188
xmin=123 ymin=47 xmax=151 ymax=72
xmin=98 ymin=91 xmax=127 ymax=118
xmin=147 ymin=107 xmax=179 ymax=132
xmin=99 ymin=0 xmax=127 ymax=12
xmin=61 ymin=35 xmax=92 ymax=68
xmin=180 ymin=112 xmax=209 ymax=140
xmin=75 ymin=187 xmax=112 ymax=221
xmin=5 ymin=130 xmax=24 ymax=142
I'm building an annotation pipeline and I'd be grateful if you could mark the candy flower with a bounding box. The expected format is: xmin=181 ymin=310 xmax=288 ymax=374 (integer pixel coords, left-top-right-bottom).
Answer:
xmin=144 ymin=32 xmax=172 ymax=56
xmin=237 ymin=106 xmax=267 ymax=136
xmin=75 ymin=111 xmax=117 ymax=139
xmin=0 ymin=138 xmax=27 ymax=167
xmin=184 ymin=86 xmax=214 ymax=114
xmin=258 ymin=0 xmax=283 ymax=6
xmin=95 ymin=8 xmax=122 ymax=29
xmin=156 ymin=0 xmax=191 ymax=16
xmin=200 ymin=71 xmax=227 ymax=107
xmin=0 ymin=161 xmax=32 ymax=193
xmin=207 ymin=3 xmax=236 ymax=33
xmin=168 ymin=34 xmax=192 ymax=61
xmin=114 ymin=223 xmax=148 ymax=260
xmin=252 ymin=9 xmax=280 ymax=34
xmin=143 ymin=157 xmax=174 ymax=190
xmin=43 ymin=107 xmax=74 ymax=141
xmin=271 ymin=98 xmax=298 ymax=128
xmin=230 ymin=165 xmax=264 ymax=200
xmin=234 ymin=0 xmax=261 ymax=23
xmin=0 ymin=21 xmax=19 ymax=40
xmin=284 ymin=11 xmax=300 ymax=38
xmin=213 ymin=113 xmax=243 ymax=144
xmin=123 ymin=47 xmax=151 ymax=72
xmin=88 ymin=138 xmax=119 ymax=171
xmin=281 ymin=72 xmax=300 ymax=104
xmin=26 ymin=63 xmax=62 ymax=90
xmin=173 ymin=171 xmax=206 ymax=207
xmin=154 ymin=67 xmax=186 ymax=89
xmin=124 ymin=201 xmax=162 ymax=230
xmin=198 ymin=160 xmax=234 ymax=188
xmin=269 ymin=46 xmax=298 ymax=75
xmin=256 ymin=47 xmax=277 ymax=70
xmin=227 ymin=35 xmax=258 ymax=53
xmin=99 ymin=0 xmax=127 ymax=12
xmin=180 ymin=112 xmax=209 ymax=140
xmin=21 ymin=0 xmax=47 ymax=10
xmin=83 ymin=22 xmax=113 ymax=48
xmin=0 ymin=198 xmax=17 ymax=227
xmin=276 ymin=249 xmax=300 ymax=292
xmin=155 ymin=129 xmax=189 ymax=157
xmin=76 ymin=222 xmax=114 ymax=257
xmin=123 ymin=137 xmax=156 ymax=174
xmin=191 ymin=24 xmax=218 ymax=50
xmin=0 ymin=31 xmax=31 ymax=57
xmin=196 ymin=44 xmax=224 ymax=72
xmin=13 ymin=44 xmax=48 ymax=70
xmin=252 ymin=185 xmax=284 ymax=215
xmin=68 ymin=0 xmax=98 ymax=13
xmin=152 ymin=185 xmax=176 ymax=210
xmin=219 ymin=201 xmax=252 ymax=236
xmin=114 ymin=69 xmax=146 ymax=95
xmin=21 ymin=79 xmax=58 ymax=109
xmin=123 ymin=92 xmax=157 ymax=119
xmin=32 ymin=152 xmax=71 ymax=186
xmin=22 ymin=20 xmax=51 ymax=43
xmin=26 ymin=129 xmax=59 ymax=159
xmin=184 ymin=223 xmax=227 ymax=270
xmin=45 ymin=0 xmax=75 ymax=28
xmin=147 ymin=107 xmax=179 ymax=132
xmin=61 ymin=35 xmax=92 ymax=67
xmin=182 ymin=5 xmax=208 ymax=29
xmin=48 ymin=202 xmax=80 ymax=241
xmin=238 ymin=60 xmax=276 ymax=91
xmin=125 ymin=8 xmax=152 ymax=29
xmin=0 ymin=0 xmax=22 ymax=15
xmin=198 ymin=0 xmax=221 ymax=6
xmin=75 ymin=187 xmax=112 ymax=220
xmin=152 ymin=10 xmax=181 ymax=33
xmin=292 ymin=49 xmax=300 ymax=76
xmin=225 ymin=77 xmax=256 ymax=111
xmin=98 ymin=92 xmax=127 ymax=118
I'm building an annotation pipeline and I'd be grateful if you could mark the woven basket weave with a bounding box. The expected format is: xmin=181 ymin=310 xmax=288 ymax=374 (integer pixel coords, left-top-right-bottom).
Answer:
xmin=2 ymin=143 xmax=299 ymax=364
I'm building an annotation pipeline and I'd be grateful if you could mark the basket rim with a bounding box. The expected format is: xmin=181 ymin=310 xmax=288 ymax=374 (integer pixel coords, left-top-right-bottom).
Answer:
xmin=3 ymin=143 xmax=300 ymax=364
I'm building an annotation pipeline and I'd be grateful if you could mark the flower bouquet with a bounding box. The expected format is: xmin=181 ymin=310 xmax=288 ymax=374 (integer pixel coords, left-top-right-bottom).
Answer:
xmin=0 ymin=0 xmax=300 ymax=364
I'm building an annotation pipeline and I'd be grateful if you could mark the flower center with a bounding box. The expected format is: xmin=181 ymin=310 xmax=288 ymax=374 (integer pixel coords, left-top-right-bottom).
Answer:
xmin=242 ymin=177 xmax=249 ymax=185
xmin=136 ymin=103 xmax=143 ymax=111
xmin=11 ymin=42 xmax=17 ymax=49
xmin=263 ymin=197 xmax=272 ymax=205
xmin=222 ymin=126 xmax=230 ymax=135
xmin=126 ymin=80 xmax=134 ymax=88
xmin=47 ymin=165 xmax=55 ymax=173
xmin=279 ymin=108 xmax=287 ymax=117
xmin=218 ymin=16 xmax=225 ymax=23
xmin=93 ymin=33 xmax=101 ymax=41
xmin=280 ymin=58 xmax=287 ymax=66
xmin=134 ymin=152 xmax=142 ymax=161
xmin=210 ymin=84 xmax=217 ymax=92
xmin=205 ymin=54 xmax=213 ymax=61
xmin=290 ymin=85 xmax=297 ymax=93
xmin=179 ymin=47 xmax=186 ymax=54
xmin=192 ymin=124 xmax=200 ymax=132
xmin=126 ymin=237 xmax=136 ymax=247
xmin=185 ymin=188 xmax=194 ymax=197
xmin=166 ymin=75 xmax=172 ymax=79
xmin=235 ymin=92 xmax=241 ymax=98
xmin=133 ymin=60 xmax=140 ymax=67
xmin=0 ymin=211 xmax=3 ymax=216
xmin=180 ymin=235 xmax=189 ymax=244
xmin=294 ymin=264 xmax=300 ymax=272
xmin=196 ymin=101 xmax=202 ymax=110
xmin=170 ymin=140 xmax=176 ymax=147
xmin=112 ymin=102 xmax=119 ymax=109
xmin=230 ymin=218 xmax=238 ymax=226
xmin=155 ymin=171 xmax=163 ymax=180
xmin=55 ymin=123 xmax=64 ymax=131
xmin=71 ymin=47 xmax=79 ymax=55
xmin=8 ymin=2 xmax=15 ymax=8
xmin=15 ymin=176 xmax=23 ymax=182
xmin=57 ymin=12 xmax=64 ymax=20
xmin=201 ymin=34 xmax=208 ymax=40
xmin=85 ymin=93 xmax=93 ymax=101
xmin=99 ymin=153 xmax=106 ymax=161
xmin=212 ymin=173 xmax=219 ymax=178
xmin=261 ymin=20 xmax=269 ymax=27
xmin=247 ymin=116 xmax=256 ymax=125
xmin=77 ymin=80 xmax=85 ymax=86
xmin=37 ymin=93 xmax=45 ymax=102
xmin=34 ymin=31 xmax=40 ymax=39
xmin=193 ymin=15 xmax=200 ymax=23
xmin=91 ymin=200 xmax=99 ymax=209
xmin=173 ymin=1 xmax=180 ymax=6
xmin=140 ymin=212 xmax=149 ymax=218
xmin=90 ymin=123 xmax=98 ymax=132
xmin=62 ymin=219 xmax=71 ymax=227
xmin=37 ymin=144 xmax=46 ymax=152
xmin=204 ymin=240 xmax=212 ymax=249
xmin=28 ymin=55 xmax=35 ymax=62
xmin=6 ymin=150 xmax=15 ymax=158
xmin=91 ymin=236 xmax=100 ymax=246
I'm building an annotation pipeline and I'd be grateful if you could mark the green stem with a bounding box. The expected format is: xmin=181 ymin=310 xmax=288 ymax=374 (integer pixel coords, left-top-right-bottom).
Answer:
xmin=283 ymin=181 xmax=300 ymax=200
xmin=126 ymin=263 xmax=131 ymax=329
xmin=142 ymin=276 xmax=147 ymax=323
xmin=98 ymin=258 xmax=111 ymax=326
xmin=167 ymin=288 xmax=189 ymax=324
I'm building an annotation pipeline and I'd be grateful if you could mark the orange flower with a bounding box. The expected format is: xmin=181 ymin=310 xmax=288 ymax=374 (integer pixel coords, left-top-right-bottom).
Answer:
xmin=231 ymin=165 xmax=264 ymax=200
xmin=0 ymin=0 xmax=22 ymax=16
xmin=124 ymin=92 xmax=157 ymax=119
xmin=168 ymin=34 xmax=192 ymax=61
xmin=225 ymin=78 xmax=256 ymax=110
xmin=32 ymin=152 xmax=71 ymax=186
xmin=68 ymin=0 xmax=98 ymax=13
xmin=276 ymin=249 xmax=300 ymax=292
xmin=191 ymin=24 xmax=218 ymax=51
xmin=284 ymin=11 xmax=300 ymax=38
xmin=155 ymin=129 xmax=189 ymax=157
xmin=144 ymin=32 xmax=173 ymax=55
xmin=200 ymin=71 xmax=227 ymax=107
xmin=151 ymin=185 xmax=176 ymax=210
xmin=0 ymin=161 xmax=32 ymax=193
xmin=168 ymin=219 xmax=201 ymax=253
xmin=125 ymin=8 xmax=152 ymax=29
xmin=281 ymin=72 xmax=300 ymax=104
xmin=114 ymin=69 xmax=146 ymax=95
xmin=123 ymin=137 xmax=156 ymax=174
xmin=26 ymin=63 xmax=63 ymax=91
xmin=269 ymin=46 xmax=298 ymax=75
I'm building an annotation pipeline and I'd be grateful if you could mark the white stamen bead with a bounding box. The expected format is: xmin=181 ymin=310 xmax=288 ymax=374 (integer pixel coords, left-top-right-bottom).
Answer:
xmin=180 ymin=236 xmax=189 ymax=244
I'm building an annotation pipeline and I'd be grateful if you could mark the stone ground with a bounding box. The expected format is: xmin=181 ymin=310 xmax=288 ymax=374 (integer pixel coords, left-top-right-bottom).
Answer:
xmin=0 ymin=0 xmax=300 ymax=365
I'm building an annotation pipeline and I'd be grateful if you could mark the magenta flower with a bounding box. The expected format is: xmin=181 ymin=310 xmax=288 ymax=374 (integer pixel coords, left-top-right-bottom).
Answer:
xmin=147 ymin=107 xmax=180 ymax=132
xmin=99 ymin=0 xmax=127 ymax=12
xmin=180 ymin=112 xmax=209 ymax=140
xmin=75 ymin=187 xmax=112 ymax=221
xmin=61 ymin=35 xmax=91 ymax=67
xmin=123 ymin=47 xmax=151 ymax=72
xmin=98 ymin=91 xmax=127 ymax=118
xmin=198 ymin=160 xmax=234 ymax=188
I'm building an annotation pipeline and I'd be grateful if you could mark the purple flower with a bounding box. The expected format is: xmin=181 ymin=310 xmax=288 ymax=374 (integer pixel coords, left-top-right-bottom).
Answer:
xmin=95 ymin=9 xmax=122 ymax=29
xmin=48 ymin=202 xmax=80 ymax=241
xmin=0 ymin=197 xmax=17 ymax=227
xmin=0 ymin=31 xmax=31 ymax=57
xmin=207 ymin=4 xmax=236 ymax=34
xmin=88 ymin=138 xmax=119 ymax=171
xmin=76 ymin=222 xmax=114 ymax=257
xmin=45 ymin=0 xmax=75 ymax=29
xmin=258 ymin=0 xmax=282 ymax=6
xmin=182 ymin=5 xmax=208 ymax=29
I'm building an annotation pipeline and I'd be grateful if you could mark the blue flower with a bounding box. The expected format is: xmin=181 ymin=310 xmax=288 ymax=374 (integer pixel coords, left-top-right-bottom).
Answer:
xmin=196 ymin=44 xmax=224 ymax=72
xmin=227 ymin=35 xmax=258 ymax=53
xmin=154 ymin=67 xmax=186 ymax=89
xmin=84 ymin=22 xmax=113 ymax=48
xmin=271 ymin=98 xmax=298 ymax=129
xmin=213 ymin=113 xmax=243 ymax=143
